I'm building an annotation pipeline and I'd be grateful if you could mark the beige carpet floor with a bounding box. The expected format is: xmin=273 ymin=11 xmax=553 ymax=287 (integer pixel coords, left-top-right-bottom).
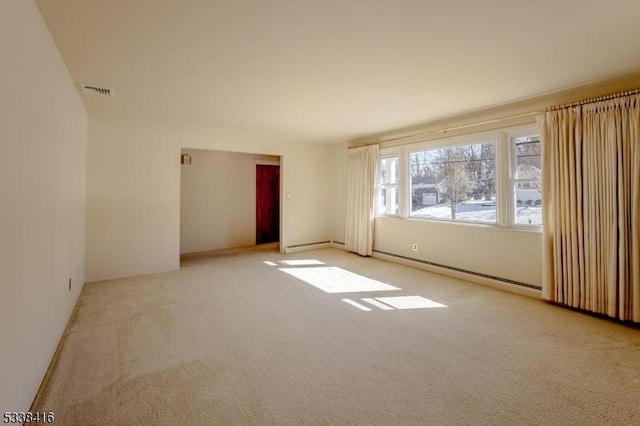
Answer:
xmin=34 ymin=247 xmax=640 ymax=425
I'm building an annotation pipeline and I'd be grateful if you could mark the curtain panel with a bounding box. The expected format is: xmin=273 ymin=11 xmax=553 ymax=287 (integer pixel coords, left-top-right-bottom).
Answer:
xmin=345 ymin=144 xmax=379 ymax=256
xmin=539 ymin=94 xmax=640 ymax=322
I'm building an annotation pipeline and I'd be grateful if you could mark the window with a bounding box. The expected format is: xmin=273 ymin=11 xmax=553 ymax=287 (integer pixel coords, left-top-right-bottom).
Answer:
xmin=375 ymin=126 xmax=542 ymax=230
xmin=409 ymin=140 xmax=496 ymax=223
xmin=377 ymin=155 xmax=399 ymax=216
xmin=511 ymin=135 xmax=542 ymax=226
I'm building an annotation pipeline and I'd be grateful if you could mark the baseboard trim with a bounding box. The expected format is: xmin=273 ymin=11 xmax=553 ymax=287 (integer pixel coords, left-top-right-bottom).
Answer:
xmin=180 ymin=243 xmax=280 ymax=260
xmin=285 ymin=241 xmax=332 ymax=254
xmin=29 ymin=290 xmax=83 ymax=412
xmin=372 ymin=250 xmax=542 ymax=300
xmin=331 ymin=241 xmax=346 ymax=250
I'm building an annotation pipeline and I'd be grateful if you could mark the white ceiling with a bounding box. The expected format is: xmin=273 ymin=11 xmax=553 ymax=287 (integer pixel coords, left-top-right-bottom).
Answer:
xmin=37 ymin=0 xmax=640 ymax=143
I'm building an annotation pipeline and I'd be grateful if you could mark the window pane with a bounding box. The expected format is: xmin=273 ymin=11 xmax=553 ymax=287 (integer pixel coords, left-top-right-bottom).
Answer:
xmin=514 ymin=136 xmax=541 ymax=179
xmin=380 ymin=156 xmax=399 ymax=184
xmin=378 ymin=186 xmax=398 ymax=215
xmin=377 ymin=155 xmax=399 ymax=216
xmin=409 ymin=141 xmax=496 ymax=223
xmin=514 ymin=182 xmax=542 ymax=225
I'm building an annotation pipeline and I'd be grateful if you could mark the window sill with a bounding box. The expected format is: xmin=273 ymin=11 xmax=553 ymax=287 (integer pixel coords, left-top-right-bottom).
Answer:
xmin=376 ymin=215 xmax=543 ymax=234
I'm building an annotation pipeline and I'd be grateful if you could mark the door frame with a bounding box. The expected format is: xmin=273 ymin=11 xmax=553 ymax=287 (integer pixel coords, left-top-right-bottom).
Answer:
xmin=255 ymin=159 xmax=283 ymax=252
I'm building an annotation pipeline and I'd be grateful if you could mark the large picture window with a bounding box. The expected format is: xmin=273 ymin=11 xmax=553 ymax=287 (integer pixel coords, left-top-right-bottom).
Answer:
xmin=375 ymin=126 xmax=542 ymax=230
xmin=409 ymin=140 xmax=496 ymax=223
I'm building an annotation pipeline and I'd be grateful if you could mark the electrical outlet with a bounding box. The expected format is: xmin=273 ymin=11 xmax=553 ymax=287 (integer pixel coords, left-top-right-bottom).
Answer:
xmin=412 ymin=243 xmax=418 ymax=251
xmin=68 ymin=277 xmax=72 ymax=291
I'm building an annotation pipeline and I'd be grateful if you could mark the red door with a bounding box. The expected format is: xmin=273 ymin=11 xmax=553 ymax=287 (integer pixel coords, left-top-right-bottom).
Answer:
xmin=256 ymin=165 xmax=280 ymax=244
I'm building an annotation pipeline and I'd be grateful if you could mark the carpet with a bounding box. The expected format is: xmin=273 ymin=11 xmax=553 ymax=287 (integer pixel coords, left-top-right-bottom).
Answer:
xmin=33 ymin=247 xmax=640 ymax=425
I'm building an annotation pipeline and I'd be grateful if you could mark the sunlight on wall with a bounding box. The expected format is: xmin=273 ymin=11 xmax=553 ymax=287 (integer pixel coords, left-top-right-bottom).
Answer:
xmin=279 ymin=266 xmax=400 ymax=293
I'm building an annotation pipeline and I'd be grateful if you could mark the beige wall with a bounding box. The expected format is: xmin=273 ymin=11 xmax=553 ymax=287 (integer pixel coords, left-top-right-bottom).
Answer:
xmin=180 ymin=149 xmax=279 ymax=254
xmin=369 ymin=125 xmax=544 ymax=288
xmin=374 ymin=218 xmax=543 ymax=286
xmin=330 ymin=142 xmax=348 ymax=243
xmin=86 ymin=117 xmax=334 ymax=282
xmin=0 ymin=1 xmax=88 ymax=413
xmin=330 ymin=140 xmax=543 ymax=286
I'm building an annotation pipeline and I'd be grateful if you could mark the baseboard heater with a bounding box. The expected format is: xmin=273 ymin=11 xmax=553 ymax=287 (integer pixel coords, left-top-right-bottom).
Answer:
xmin=284 ymin=241 xmax=332 ymax=254
xmin=373 ymin=249 xmax=542 ymax=291
xmin=286 ymin=240 xmax=331 ymax=249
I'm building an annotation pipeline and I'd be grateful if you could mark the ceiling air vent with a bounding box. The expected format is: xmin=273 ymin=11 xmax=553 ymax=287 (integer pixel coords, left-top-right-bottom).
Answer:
xmin=80 ymin=84 xmax=114 ymax=96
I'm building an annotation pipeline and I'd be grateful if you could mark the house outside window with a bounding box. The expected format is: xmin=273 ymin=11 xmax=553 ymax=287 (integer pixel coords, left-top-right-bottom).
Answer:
xmin=409 ymin=139 xmax=497 ymax=224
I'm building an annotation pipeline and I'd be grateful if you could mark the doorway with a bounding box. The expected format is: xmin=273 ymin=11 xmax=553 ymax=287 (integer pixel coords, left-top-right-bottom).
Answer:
xmin=256 ymin=164 xmax=280 ymax=245
xmin=180 ymin=149 xmax=280 ymax=257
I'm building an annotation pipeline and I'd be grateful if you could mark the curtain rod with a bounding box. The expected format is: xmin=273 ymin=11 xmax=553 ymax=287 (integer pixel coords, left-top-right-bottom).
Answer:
xmin=350 ymin=87 xmax=640 ymax=147
xmin=546 ymin=87 xmax=640 ymax=111
xmin=348 ymin=141 xmax=380 ymax=149
xmin=375 ymin=110 xmax=541 ymax=145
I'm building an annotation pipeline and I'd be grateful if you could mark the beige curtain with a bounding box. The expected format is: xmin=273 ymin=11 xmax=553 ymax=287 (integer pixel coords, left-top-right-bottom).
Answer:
xmin=345 ymin=144 xmax=379 ymax=256
xmin=538 ymin=94 xmax=640 ymax=322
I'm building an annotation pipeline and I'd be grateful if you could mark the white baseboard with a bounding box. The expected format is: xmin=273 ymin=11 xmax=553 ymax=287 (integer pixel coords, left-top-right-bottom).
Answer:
xmin=284 ymin=241 xmax=332 ymax=254
xmin=331 ymin=241 xmax=347 ymax=251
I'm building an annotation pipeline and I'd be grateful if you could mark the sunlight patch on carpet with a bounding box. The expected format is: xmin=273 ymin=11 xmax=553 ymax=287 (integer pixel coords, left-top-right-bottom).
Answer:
xmin=279 ymin=259 xmax=326 ymax=266
xmin=375 ymin=296 xmax=447 ymax=310
xmin=361 ymin=298 xmax=395 ymax=310
xmin=279 ymin=266 xmax=400 ymax=293
xmin=341 ymin=299 xmax=372 ymax=311
xmin=263 ymin=261 xmax=278 ymax=266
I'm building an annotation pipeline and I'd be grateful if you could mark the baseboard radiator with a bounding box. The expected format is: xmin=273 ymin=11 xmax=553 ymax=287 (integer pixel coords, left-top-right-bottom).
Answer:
xmin=373 ymin=249 xmax=542 ymax=291
xmin=289 ymin=241 xmax=540 ymax=296
xmin=285 ymin=240 xmax=332 ymax=254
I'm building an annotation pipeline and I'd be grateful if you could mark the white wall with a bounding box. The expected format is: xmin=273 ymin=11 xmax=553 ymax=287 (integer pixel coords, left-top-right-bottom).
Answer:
xmin=180 ymin=149 xmax=279 ymax=254
xmin=0 ymin=1 xmax=87 ymax=413
xmin=86 ymin=117 xmax=334 ymax=282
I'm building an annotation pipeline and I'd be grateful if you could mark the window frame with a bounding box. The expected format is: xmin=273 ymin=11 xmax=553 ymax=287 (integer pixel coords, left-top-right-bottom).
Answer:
xmin=508 ymin=129 xmax=542 ymax=229
xmin=376 ymin=153 xmax=401 ymax=217
xmin=406 ymin=136 xmax=499 ymax=225
xmin=375 ymin=124 xmax=542 ymax=232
